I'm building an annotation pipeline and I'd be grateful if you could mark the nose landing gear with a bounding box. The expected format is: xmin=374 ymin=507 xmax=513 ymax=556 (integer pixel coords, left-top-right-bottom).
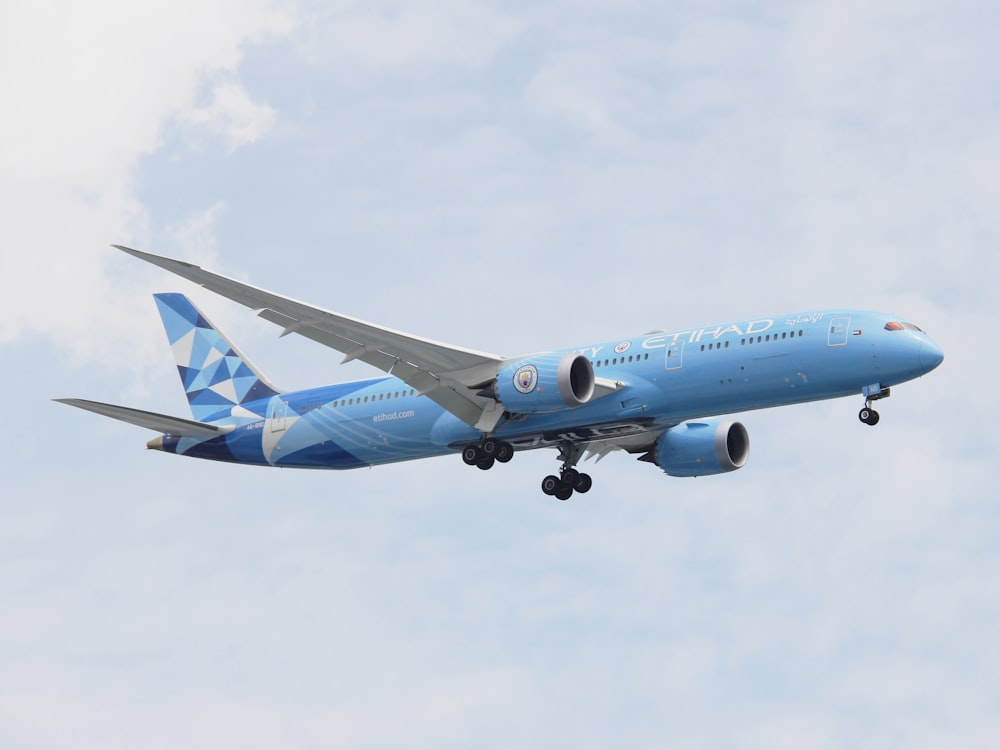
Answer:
xmin=859 ymin=383 xmax=890 ymax=426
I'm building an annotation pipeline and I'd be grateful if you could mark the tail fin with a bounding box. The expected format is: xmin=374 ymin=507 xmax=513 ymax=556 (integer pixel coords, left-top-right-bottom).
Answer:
xmin=154 ymin=293 xmax=280 ymax=422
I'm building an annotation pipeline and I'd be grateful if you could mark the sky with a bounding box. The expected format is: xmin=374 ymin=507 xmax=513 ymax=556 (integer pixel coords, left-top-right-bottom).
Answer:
xmin=1 ymin=0 xmax=998 ymax=747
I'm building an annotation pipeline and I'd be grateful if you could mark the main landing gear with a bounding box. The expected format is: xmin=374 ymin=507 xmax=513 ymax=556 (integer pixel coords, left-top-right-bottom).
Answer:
xmin=541 ymin=444 xmax=593 ymax=501
xmin=461 ymin=438 xmax=594 ymax=500
xmin=461 ymin=437 xmax=514 ymax=471
xmin=859 ymin=384 xmax=891 ymax=426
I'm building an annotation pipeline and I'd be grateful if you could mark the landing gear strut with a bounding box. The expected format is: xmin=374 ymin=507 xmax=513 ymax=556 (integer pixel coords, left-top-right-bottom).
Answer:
xmin=461 ymin=438 xmax=514 ymax=471
xmin=859 ymin=383 xmax=890 ymax=426
xmin=541 ymin=444 xmax=593 ymax=500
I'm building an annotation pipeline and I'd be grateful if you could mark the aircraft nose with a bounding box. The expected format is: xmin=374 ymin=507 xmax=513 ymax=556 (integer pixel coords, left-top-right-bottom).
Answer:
xmin=920 ymin=340 xmax=944 ymax=372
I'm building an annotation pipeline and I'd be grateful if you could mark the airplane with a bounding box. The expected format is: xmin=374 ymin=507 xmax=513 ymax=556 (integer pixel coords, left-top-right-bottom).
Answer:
xmin=57 ymin=245 xmax=945 ymax=499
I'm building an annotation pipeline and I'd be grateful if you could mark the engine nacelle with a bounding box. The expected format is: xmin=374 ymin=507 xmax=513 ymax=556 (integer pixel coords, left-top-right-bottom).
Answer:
xmin=656 ymin=419 xmax=750 ymax=477
xmin=494 ymin=352 xmax=595 ymax=414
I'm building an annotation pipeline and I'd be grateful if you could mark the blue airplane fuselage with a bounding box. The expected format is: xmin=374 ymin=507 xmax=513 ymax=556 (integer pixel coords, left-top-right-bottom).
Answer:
xmin=153 ymin=309 xmax=943 ymax=469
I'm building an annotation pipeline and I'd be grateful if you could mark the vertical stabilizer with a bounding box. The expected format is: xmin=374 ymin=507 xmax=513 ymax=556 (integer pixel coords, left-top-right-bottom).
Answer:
xmin=153 ymin=293 xmax=280 ymax=422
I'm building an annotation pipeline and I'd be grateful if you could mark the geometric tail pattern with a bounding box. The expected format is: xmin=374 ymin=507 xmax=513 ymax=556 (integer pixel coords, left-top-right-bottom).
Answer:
xmin=154 ymin=293 xmax=281 ymax=422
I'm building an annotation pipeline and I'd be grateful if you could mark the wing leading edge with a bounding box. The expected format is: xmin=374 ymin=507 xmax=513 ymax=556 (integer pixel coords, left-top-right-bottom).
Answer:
xmin=114 ymin=245 xmax=507 ymax=429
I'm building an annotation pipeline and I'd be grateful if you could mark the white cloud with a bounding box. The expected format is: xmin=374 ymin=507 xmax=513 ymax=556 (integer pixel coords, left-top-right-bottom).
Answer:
xmin=0 ymin=0 xmax=295 ymax=367
xmin=162 ymin=201 xmax=228 ymax=259
xmin=180 ymin=82 xmax=277 ymax=151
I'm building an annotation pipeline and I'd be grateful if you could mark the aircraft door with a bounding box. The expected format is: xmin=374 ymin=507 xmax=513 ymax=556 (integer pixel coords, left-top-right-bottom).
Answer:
xmin=665 ymin=341 xmax=684 ymax=370
xmin=270 ymin=399 xmax=288 ymax=432
xmin=828 ymin=317 xmax=851 ymax=347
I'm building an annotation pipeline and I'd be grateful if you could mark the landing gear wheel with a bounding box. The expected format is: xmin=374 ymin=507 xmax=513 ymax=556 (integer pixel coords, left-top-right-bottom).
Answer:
xmin=476 ymin=454 xmax=496 ymax=470
xmin=462 ymin=445 xmax=480 ymax=465
xmin=541 ymin=475 xmax=561 ymax=496
xmin=495 ymin=442 xmax=514 ymax=463
xmin=859 ymin=407 xmax=880 ymax=426
xmin=481 ymin=438 xmax=499 ymax=456
xmin=542 ymin=442 xmax=594 ymax=498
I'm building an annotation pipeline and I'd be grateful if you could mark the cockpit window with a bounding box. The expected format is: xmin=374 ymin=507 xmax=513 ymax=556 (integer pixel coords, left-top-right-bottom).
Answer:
xmin=884 ymin=321 xmax=924 ymax=332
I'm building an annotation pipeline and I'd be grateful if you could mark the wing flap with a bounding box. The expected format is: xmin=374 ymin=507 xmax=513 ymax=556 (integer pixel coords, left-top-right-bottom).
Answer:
xmin=55 ymin=398 xmax=234 ymax=437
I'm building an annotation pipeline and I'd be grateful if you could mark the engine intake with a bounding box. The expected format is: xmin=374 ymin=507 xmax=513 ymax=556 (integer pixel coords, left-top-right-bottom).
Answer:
xmin=494 ymin=352 xmax=595 ymax=414
xmin=656 ymin=419 xmax=750 ymax=477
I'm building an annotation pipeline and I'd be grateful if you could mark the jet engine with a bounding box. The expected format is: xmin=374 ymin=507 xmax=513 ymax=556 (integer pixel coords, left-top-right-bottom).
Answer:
xmin=493 ymin=352 xmax=595 ymax=414
xmin=655 ymin=419 xmax=750 ymax=477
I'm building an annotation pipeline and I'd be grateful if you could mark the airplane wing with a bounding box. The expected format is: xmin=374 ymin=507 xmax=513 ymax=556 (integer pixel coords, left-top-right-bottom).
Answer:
xmin=55 ymin=398 xmax=235 ymax=437
xmin=114 ymin=245 xmax=507 ymax=429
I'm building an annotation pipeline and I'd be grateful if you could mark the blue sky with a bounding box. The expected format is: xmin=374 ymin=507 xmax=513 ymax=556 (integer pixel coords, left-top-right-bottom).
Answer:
xmin=1 ymin=1 xmax=998 ymax=747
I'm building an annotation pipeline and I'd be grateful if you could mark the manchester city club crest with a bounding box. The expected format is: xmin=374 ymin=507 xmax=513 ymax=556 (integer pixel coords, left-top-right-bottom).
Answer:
xmin=513 ymin=364 xmax=538 ymax=394
xmin=614 ymin=341 xmax=631 ymax=354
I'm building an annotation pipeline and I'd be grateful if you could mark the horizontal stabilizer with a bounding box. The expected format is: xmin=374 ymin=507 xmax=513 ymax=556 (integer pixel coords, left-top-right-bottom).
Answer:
xmin=54 ymin=398 xmax=234 ymax=437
